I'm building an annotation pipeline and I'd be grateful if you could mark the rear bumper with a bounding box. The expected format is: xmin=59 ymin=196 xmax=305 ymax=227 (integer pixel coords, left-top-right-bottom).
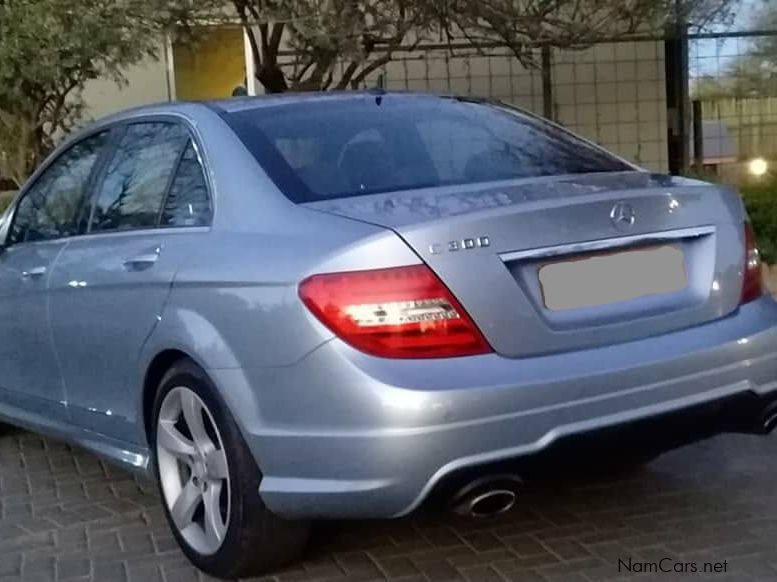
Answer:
xmin=211 ymin=296 xmax=777 ymax=519
xmin=428 ymin=390 xmax=772 ymax=508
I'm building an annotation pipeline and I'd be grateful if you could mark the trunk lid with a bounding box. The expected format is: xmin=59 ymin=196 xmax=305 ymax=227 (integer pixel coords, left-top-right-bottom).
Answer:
xmin=305 ymin=171 xmax=747 ymax=357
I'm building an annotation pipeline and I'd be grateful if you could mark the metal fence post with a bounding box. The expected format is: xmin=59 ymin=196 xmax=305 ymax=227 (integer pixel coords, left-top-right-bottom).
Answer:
xmin=665 ymin=23 xmax=691 ymax=175
xmin=692 ymin=100 xmax=704 ymax=171
xmin=541 ymin=44 xmax=554 ymax=121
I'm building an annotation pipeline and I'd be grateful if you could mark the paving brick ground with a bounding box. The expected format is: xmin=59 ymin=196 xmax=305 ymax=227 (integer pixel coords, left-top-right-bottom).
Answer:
xmin=2 ymin=286 xmax=777 ymax=582
xmin=4 ymin=423 xmax=777 ymax=582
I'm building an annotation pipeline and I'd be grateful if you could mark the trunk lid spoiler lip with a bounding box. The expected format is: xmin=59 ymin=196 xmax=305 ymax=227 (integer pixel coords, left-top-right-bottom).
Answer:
xmin=301 ymin=171 xmax=723 ymax=231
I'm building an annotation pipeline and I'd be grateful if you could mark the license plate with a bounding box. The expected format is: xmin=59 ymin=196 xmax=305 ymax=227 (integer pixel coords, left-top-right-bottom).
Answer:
xmin=539 ymin=245 xmax=687 ymax=311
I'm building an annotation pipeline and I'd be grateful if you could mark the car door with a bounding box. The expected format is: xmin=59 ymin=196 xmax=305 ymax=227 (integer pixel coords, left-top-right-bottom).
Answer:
xmin=0 ymin=131 xmax=109 ymax=419
xmin=48 ymin=120 xmax=213 ymax=442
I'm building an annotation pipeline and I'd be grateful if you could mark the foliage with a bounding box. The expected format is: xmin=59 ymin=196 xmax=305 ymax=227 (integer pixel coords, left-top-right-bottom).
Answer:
xmin=230 ymin=0 xmax=440 ymax=93
xmin=0 ymin=0 xmax=209 ymax=186
xmin=230 ymin=0 xmax=739 ymax=94
xmin=0 ymin=0 xmax=745 ymax=183
xmin=684 ymin=167 xmax=777 ymax=265
xmin=438 ymin=0 xmax=738 ymax=66
xmin=692 ymin=1 xmax=777 ymax=99
xmin=0 ymin=112 xmax=39 ymax=190
xmin=0 ymin=191 xmax=15 ymax=214
xmin=683 ymin=165 xmax=723 ymax=183
xmin=741 ymin=178 xmax=777 ymax=264
xmin=693 ymin=55 xmax=777 ymax=100
xmin=750 ymin=0 xmax=777 ymax=64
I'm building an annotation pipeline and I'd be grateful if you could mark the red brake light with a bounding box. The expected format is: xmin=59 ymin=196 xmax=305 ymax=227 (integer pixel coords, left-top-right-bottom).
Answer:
xmin=299 ymin=265 xmax=492 ymax=358
xmin=742 ymin=222 xmax=764 ymax=304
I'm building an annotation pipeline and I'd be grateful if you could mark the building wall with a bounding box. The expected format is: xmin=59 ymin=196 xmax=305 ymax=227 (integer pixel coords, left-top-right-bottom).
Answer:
xmin=79 ymin=27 xmax=248 ymax=125
xmin=173 ymin=28 xmax=246 ymax=100
xmin=81 ymin=52 xmax=170 ymax=122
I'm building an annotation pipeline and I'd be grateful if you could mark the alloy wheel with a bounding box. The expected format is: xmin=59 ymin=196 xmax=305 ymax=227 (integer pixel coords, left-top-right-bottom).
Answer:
xmin=156 ymin=386 xmax=231 ymax=555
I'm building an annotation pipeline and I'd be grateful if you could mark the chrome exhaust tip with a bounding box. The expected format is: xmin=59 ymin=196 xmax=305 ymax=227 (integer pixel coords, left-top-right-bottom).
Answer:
xmin=763 ymin=411 xmax=777 ymax=434
xmin=468 ymin=489 xmax=516 ymax=517
xmin=758 ymin=401 xmax=777 ymax=434
xmin=451 ymin=475 xmax=522 ymax=518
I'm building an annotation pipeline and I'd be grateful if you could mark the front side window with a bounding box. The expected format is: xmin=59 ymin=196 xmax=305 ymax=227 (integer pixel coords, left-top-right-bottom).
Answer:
xmin=8 ymin=132 xmax=107 ymax=244
xmin=224 ymin=95 xmax=631 ymax=203
xmin=90 ymin=123 xmax=189 ymax=232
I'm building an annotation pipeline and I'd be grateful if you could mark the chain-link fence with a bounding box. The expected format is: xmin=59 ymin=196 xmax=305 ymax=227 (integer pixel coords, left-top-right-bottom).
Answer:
xmin=345 ymin=40 xmax=670 ymax=173
xmin=690 ymin=30 xmax=777 ymax=181
xmin=280 ymin=27 xmax=777 ymax=180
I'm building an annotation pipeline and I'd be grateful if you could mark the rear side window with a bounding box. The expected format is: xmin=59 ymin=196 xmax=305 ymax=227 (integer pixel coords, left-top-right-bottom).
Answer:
xmin=161 ymin=141 xmax=212 ymax=227
xmin=90 ymin=123 xmax=188 ymax=232
xmin=224 ymin=95 xmax=630 ymax=203
xmin=9 ymin=132 xmax=107 ymax=244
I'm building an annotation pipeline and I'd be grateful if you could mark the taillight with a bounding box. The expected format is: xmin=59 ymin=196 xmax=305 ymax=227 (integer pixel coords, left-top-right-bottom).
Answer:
xmin=742 ymin=222 xmax=764 ymax=304
xmin=298 ymin=265 xmax=492 ymax=358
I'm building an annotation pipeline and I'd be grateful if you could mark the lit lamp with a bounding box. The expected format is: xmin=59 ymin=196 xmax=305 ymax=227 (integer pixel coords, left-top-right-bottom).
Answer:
xmin=749 ymin=157 xmax=769 ymax=177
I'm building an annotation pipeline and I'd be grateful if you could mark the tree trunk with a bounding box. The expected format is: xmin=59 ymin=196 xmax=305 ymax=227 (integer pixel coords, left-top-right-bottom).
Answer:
xmin=257 ymin=64 xmax=289 ymax=93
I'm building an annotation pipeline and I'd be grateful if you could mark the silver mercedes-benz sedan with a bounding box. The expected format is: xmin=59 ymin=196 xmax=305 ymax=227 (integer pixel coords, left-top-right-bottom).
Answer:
xmin=1 ymin=92 xmax=776 ymax=577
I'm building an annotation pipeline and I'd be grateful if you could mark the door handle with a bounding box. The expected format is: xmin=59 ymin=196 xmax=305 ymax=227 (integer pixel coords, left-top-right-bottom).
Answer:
xmin=21 ymin=266 xmax=47 ymax=279
xmin=122 ymin=247 xmax=161 ymax=270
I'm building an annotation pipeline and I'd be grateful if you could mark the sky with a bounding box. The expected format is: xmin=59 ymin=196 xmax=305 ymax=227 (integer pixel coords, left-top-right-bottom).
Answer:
xmin=690 ymin=0 xmax=768 ymax=79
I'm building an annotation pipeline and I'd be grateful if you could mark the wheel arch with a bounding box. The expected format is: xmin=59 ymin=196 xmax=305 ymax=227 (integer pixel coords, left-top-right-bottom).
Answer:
xmin=137 ymin=305 xmax=271 ymax=467
xmin=139 ymin=346 xmax=256 ymax=451
xmin=142 ymin=349 xmax=193 ymax=444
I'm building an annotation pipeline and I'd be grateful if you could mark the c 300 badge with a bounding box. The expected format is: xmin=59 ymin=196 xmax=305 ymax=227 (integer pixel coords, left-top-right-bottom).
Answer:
xmin=429 ymin=236 xmax=491 ymax=255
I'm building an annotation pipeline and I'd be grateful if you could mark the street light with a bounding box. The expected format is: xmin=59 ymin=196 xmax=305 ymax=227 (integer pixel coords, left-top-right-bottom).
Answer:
xmin=749 ymin=157 xmax=769 ymax=177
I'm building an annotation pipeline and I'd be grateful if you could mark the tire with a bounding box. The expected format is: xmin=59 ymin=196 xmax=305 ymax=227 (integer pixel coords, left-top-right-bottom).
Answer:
xmin=0 ymin=420 xmax=21 ymax=437
xmin=152 ymin=359 xmax=309 ymax=578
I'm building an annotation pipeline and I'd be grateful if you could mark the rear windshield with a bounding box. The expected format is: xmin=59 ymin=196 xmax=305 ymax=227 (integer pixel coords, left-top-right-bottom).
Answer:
xmin=224 ymin=95 xmax=631 ymax=203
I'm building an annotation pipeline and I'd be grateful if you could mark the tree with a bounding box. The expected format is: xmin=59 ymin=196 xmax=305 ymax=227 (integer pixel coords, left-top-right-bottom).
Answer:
xmin=1 ymin=0 xmax=743 ymax=184
xmin=437 ymin=0 xmax=738 ymax=66
xmin=735 ymin=0 xmax=777 ymax=96
xmin=691 ymin=1 xmax=777 ymax=99
xmin=0 ymin=0 xmax=207 ymax=186
xmin=231 ymin=0 xmax=441 ymax=93
xmin=232 ymin=0 xmax=739 ymax=94
xmin=751 ymin=0 xmax=777 ymax=63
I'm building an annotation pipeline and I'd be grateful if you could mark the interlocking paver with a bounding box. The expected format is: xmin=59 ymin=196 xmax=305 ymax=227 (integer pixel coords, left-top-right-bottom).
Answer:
xmin=4 ymin=427 xmax=777 ymax=581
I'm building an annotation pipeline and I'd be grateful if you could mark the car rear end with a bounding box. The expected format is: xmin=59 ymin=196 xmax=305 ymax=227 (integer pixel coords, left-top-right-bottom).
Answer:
xmin=215 ymin=94 xmax=777 ymax=519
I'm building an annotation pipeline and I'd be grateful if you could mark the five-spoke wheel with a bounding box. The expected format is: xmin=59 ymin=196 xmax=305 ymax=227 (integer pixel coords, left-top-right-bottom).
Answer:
xmin=157 ymin=386 xmax=230 ymax=555
xmin=152 ymin=360 xmax=309 ymax=578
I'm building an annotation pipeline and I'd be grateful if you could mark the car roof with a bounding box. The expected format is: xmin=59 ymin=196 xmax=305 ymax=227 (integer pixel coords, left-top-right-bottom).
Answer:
xmin=93 ymin=91 xmax=460 ymax=123
xmin=73 ymin=91 xmax=473 ymax=138
xmin=47 ymin=92 xmax=490 ymax=171
xmin=207 ymin=90 xmax=458 ymax=114
xmin=88 ymin=100 xmax=212 ymax=127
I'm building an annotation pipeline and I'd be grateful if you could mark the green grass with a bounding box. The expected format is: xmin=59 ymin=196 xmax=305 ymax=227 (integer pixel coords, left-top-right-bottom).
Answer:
xmin=741 ymin=179 xmax=777 ymax=265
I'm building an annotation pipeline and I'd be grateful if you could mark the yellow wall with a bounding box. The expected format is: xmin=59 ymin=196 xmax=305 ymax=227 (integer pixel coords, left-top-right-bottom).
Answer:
xmin=173 ymin=28 xmax=246 ymax=101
